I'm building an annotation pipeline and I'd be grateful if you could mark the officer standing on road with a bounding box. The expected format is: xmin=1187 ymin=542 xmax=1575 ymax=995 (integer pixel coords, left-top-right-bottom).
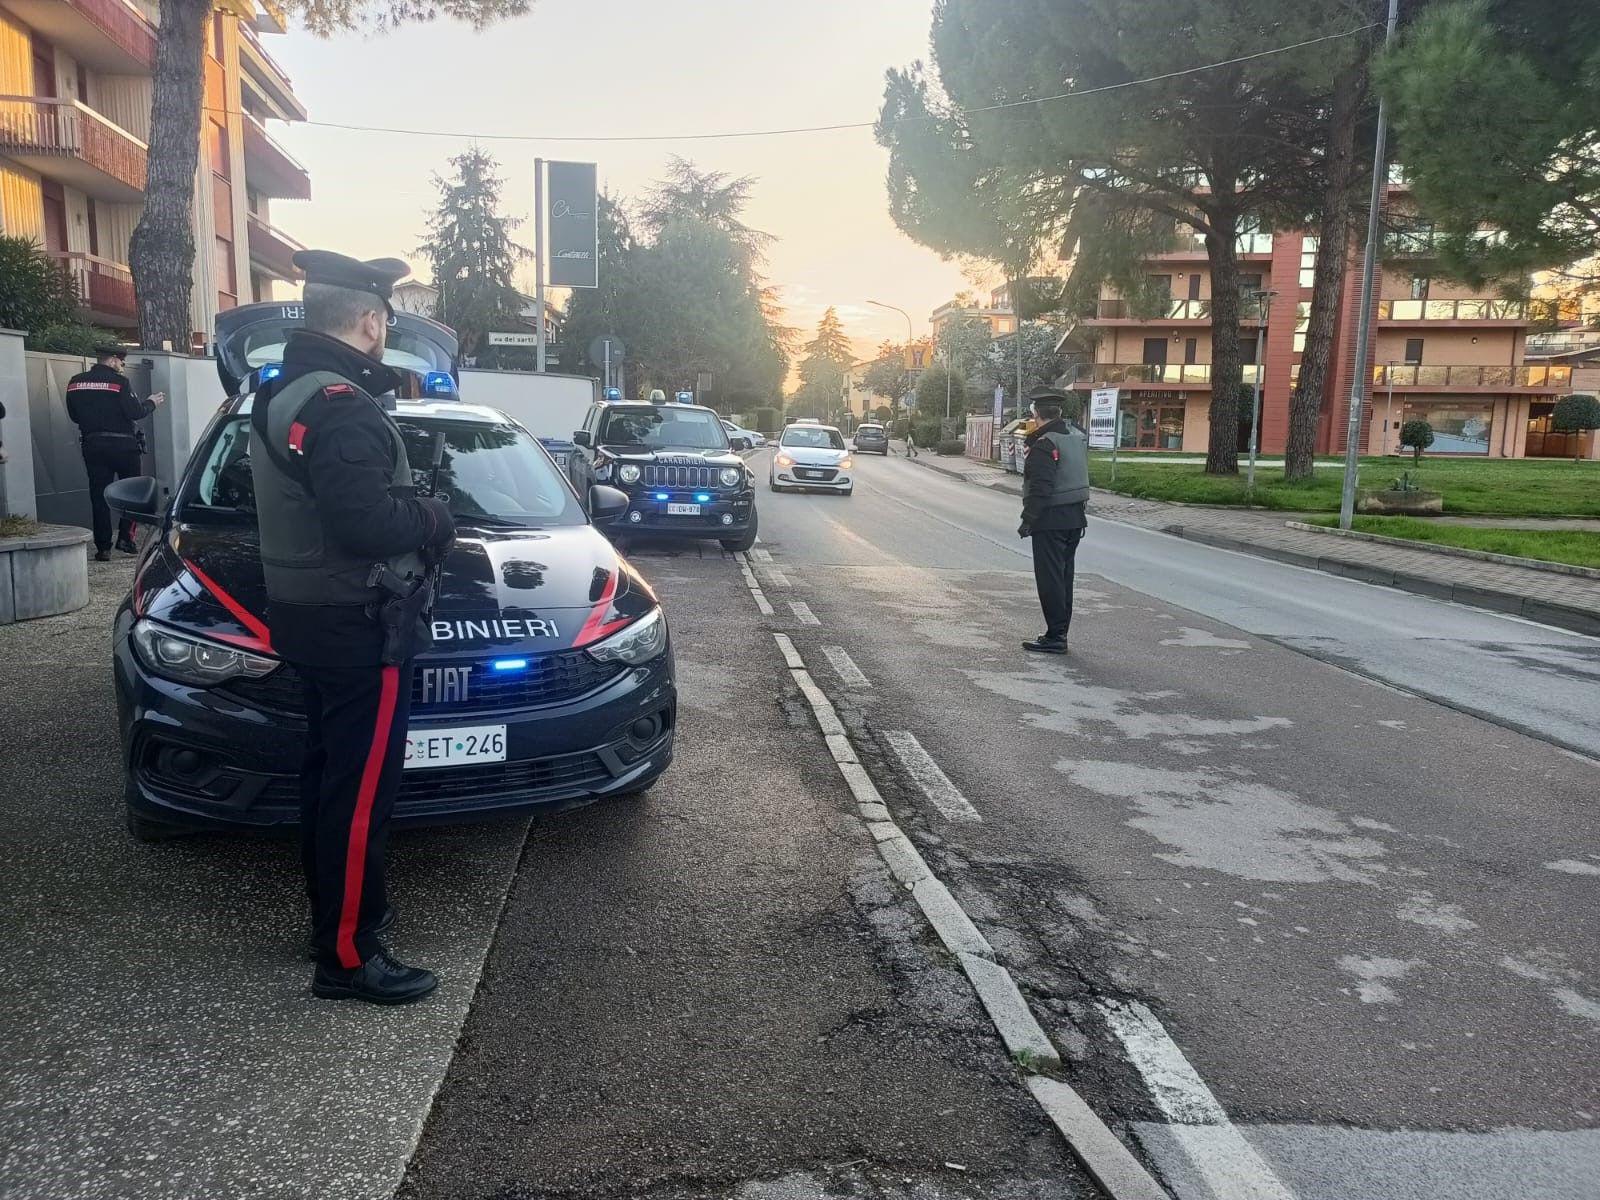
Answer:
xmin=251 ymin=250 xmax=455 ymax=1005
xmin=66 ymin=345 xmax=165 ymax=561
xmin=1018 ymin=386 xmax=1090 ymax=654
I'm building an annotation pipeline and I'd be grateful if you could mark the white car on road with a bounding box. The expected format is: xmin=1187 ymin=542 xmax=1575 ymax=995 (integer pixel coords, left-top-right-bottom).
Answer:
xmin=770 ymin=422 xmax=853 ymax=496
xmin=721 ymin=419 xmax=766 ymax=449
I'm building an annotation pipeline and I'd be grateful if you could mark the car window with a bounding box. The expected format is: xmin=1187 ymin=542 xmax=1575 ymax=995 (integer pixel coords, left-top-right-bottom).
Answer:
xmin=598 ymin=406 xmax=730 ymax=451
xmin=181 ymin=415 xmax=584 ymax=528
xmin=857 ymin=425 xmax=884 ymax=434
xmin=781 ymin=427 xmax=846 ymax=450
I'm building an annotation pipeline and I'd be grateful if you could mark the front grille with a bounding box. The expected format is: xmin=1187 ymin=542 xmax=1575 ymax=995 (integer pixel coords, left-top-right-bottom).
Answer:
xmin=249 ymin=749 xmax=614 ymax=808
xmin=642 ymin=464 xmax=718 ymax=488
xmin=792 ymin=467 xmax=839 ymax=481
xmin=219 ymin=651 xmax=626 ymax=717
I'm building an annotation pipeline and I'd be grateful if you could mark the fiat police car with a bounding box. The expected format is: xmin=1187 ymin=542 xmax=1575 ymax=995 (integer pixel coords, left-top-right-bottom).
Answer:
xmin=107 ymin=303 xmax=675 ymax=840
xmin=568 ymin=392 xmax=758 ymax=551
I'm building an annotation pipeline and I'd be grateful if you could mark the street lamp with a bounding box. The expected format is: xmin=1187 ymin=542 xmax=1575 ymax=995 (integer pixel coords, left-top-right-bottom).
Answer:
xmin=1384 ymin=360 xmax=1398 ymax=455
xmin=868 ymin=299 xmax=917 ymax=434
xmin=1245 ymin=288 xmax=1278 ymax=489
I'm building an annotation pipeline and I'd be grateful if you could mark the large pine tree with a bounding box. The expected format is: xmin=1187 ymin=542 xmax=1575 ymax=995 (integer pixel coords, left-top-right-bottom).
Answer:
xmin=790 ymin=308 xmax=855 ymax=419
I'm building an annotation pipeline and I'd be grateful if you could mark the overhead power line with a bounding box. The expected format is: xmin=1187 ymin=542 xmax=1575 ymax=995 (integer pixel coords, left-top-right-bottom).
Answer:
xmin=214 ymin=22 xmax=1380 ymax=145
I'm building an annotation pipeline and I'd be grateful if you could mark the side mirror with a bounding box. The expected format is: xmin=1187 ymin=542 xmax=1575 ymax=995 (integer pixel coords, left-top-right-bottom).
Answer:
xmin=572 ymin=430 xmax=592 ymax=447
xmin=104 ymin=475 xmax=160 ymax=517
xmin=730 ymin=436 xmax=751 ymax=452
xmin=588 ymin=484 xmax=629 ymax=524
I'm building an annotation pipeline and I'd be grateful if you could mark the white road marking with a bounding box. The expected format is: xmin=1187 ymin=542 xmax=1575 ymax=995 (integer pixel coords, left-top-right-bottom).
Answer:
xmin=790 ymin=601 xmax=821 ymax=626
xmin=1100 ymin=999 xmax=1298 ymax=1200
xmin=882 ymin=730 xmax=982 ymax=823
xmin=737 ymin=554 xmax=776 ymax=615
xmin=821 ymin=645 xmax=871 ymax=687
xmin=771 ymin=633 xmax=805 ymax=670
xmin=763 ymin=569 xmax=792 ymax=588
xmin=752 ymin=548 xmax=773 ymax=562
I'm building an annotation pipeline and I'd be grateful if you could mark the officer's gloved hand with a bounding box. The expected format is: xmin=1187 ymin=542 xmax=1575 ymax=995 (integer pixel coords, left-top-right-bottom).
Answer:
xmin=1018 ymin=522 xmax=1031 ymax=539
xmin=420 ymin=497 xmax=456 ymax=557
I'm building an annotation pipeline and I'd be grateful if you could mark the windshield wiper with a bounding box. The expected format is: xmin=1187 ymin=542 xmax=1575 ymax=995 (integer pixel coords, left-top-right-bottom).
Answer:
xmin=450 ymin=512 xmax=541 ymax=529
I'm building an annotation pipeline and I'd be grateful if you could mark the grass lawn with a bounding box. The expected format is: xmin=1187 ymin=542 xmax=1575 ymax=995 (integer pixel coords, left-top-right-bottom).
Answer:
xmin=0 ymin=515 xmax=39 ymax=539
xmin=1305 ymin=516 xmax=1600 ymax=569
xmin=1087 ymin=455 xmax=1600 ymax=517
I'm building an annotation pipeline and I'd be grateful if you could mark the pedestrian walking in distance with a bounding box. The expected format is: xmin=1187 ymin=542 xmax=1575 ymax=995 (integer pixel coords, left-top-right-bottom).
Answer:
xmin=905 ymin=426 xmax=919 ymax=458
xmin=251 ymin=250 xmax=456 ymax=1005
xmin=65 ymin=345 xmax=164 ymax=561
xmin=1018 ymin=387 xmax=1090 ymax=654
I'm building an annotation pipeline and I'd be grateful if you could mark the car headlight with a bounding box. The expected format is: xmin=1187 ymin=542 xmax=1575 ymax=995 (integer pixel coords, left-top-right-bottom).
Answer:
xmin=719 ymin=467 xmax=742 ymax=487
xmin=776 ymin=453 xmax=795 ymax=467
xmin=131 ymin=619 xmax=280 ymax=687
xmin=618 ymin=463 xmax=641 ymax=484
xmin=586 ymin=607 xmax=668 ymax=665
xmin=839 ymin=457 xmax=854 ymax=469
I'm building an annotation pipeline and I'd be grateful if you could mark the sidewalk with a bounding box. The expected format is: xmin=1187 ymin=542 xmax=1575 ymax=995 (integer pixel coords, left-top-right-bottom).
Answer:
xmin=908 ymin=451 xmax=1600 ymax=637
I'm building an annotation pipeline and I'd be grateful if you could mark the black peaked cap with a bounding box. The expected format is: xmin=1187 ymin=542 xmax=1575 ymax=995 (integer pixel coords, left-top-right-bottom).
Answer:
xmin=292 ymin=250 xmax=410 ymax=301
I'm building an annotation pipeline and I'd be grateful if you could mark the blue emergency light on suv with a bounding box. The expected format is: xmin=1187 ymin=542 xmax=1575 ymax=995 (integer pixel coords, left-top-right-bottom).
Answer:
xmin=568 ymin=397 xmax=758 ymax=553
xmin=105 ymin=302 xmax=675 ymax=840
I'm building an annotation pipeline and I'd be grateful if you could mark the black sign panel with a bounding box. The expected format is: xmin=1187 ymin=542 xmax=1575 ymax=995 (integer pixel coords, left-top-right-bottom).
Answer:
xmin=546 ymin=161 xmax=598 ymax=289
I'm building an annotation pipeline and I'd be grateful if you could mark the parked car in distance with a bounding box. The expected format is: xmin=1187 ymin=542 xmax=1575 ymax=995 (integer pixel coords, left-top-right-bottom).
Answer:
xmin=721 ymin=419 xmax=765 ymax=450
xmin=852 ymin=423 xmax=889 ymax=455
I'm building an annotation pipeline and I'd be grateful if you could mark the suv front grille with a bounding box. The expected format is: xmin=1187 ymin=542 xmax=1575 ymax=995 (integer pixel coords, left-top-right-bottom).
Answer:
xmin=642 ymin=464 xmax=718 ymax=488
xmin=219 ymin=651 xmax=626 ymax=716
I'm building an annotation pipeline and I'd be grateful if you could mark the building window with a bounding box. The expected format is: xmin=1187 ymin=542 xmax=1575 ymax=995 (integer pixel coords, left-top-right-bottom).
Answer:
xmin=1410 ymin=276 xmax=1430 ymax=300
xmin=1293 ymin=302 xmax=1311 ymax=353
xmin=1186 ymin=274 xmax=1201 ymax=301
xmin=1184 ymin=337 xmax=1199 ymax=365
xmin=1142 ymin=338 xmax=1168 ymax=366
xmin=1119 ymin=398 xmax=1186 ymax=450
xmin=216 ymin=237 xmax=237 ymax=296
xmin=1404 ymin=401 xmax=1491 ymax=454
xmin=1147 ymin=274 xmax=1173 ymax=298
xmin=207 ymin=118 xmax=229 ymax=175
xmin=212 ymin=14 xmax=225 ymax=61
xmin=1404 ymin=338 xmax=1424 ymax=365
xmin=1240 ymin=273 xmax=1264 ymax=293
xmin=1299 ymin=237 xmax=1319 ymax=289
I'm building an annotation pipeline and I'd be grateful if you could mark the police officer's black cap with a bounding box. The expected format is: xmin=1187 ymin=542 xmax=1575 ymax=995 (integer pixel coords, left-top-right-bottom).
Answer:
xmin=292 ymin=250 xmax=410 ymax=308
xmin=96 ymin=344 xmax=128 ymax=360
xmin=1027 ymin=386 xmax=1071 ymax=405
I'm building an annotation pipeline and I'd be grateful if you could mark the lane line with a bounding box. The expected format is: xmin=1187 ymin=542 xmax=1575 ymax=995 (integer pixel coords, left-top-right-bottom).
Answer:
xmin=821 ymin=645 xmax=871 ymax=687
xmin=882 ymin=730 xmax=982 ymax=823
xmin=1101 ymin=999 xmax=1297 ymax=1200
xmin=752 ymin=548 xmax=773 ymax=562
xmin=763 ymin=569 xmax=792 ymax=588
xmin=769 ymin=632 xmax=1172 ymax=1200
xmin=790 ymin=601 xmax=821 ymax=626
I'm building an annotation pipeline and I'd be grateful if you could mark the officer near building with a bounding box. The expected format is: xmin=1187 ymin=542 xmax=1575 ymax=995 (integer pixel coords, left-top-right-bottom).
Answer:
xmin=1017 ymin=386 xmax=1090 ymax=654
xmin=251 ymin=250 xmax=455 ymax=1005
xmin=65 ymin=345 xmax=165 ymax=561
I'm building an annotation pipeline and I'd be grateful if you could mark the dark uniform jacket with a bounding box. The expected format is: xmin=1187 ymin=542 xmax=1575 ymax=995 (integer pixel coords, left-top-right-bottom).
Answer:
xmin=66 ymin=363 xmax=154 ymax=439
xmin=1020 ymin=419 xmax=1090 ymax=534
xmin=251 ymin=330 xmax=453 ymax=666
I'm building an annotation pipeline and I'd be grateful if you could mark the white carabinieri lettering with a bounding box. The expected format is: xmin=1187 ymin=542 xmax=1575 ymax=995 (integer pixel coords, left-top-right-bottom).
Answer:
xmin=432 ymin=617 xmax=561 ymax=642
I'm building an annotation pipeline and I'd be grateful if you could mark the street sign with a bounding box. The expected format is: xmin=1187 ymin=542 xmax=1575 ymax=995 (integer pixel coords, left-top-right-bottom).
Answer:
xmin=1088 ymin=387 xmax=1119 ymax=449
xmin=588 ymin=335 xmax=625 ymax=364
xmin=546 ymin=161 xmax=598 ymax=289
xmin=993 ymin=383 xmax=1004 ymax=424
xmin=488 ymin=332 xmax=538 ymax=347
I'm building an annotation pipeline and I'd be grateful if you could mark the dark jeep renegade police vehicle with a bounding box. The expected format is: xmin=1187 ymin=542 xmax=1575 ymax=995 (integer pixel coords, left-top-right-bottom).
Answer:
xmin=107 ymin=303 xmax=675 ymax=840
xmin=568 ymin=394 xmax=757 ymax=552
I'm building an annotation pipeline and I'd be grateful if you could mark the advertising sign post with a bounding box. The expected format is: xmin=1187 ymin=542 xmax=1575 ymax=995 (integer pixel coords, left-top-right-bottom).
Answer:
xmin=534 ymin=160 xmax=599 ymax=373
xmin=1089 ymin=387 xmax=1120 ymax=481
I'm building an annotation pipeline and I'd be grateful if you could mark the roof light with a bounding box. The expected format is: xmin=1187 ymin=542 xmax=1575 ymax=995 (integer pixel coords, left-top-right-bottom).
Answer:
xmin=258 ymin=363 xmax=282 ymax=382
xmin=490 ymin=657 xmax=529 ymax=672
xmin=424 ymin=371 xmax=457 ymax=397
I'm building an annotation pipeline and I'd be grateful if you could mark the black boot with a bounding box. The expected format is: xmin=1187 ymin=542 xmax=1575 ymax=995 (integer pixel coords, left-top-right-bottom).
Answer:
xmin=93 ymin=548 xmax=111 ymax=562
xmin=305 ymin=904 xmax=396 ymax=961
xmin=1023 ymin=635 xmax=1068 ymax=655
xmin=312 ymin=947 xmax=438 ymax=1005
xmin=115 ymin=534 xmax=138 ymax=555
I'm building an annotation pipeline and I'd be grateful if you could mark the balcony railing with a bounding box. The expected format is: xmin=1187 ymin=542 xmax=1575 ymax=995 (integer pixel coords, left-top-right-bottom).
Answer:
xmin=1162 ymin=229 xmax=1275 ymax=257
xmin=242 ymin=112 xmax=311 ymax=200
xmin=52 ymin=0 xmax=157 ymax=70
xmin=50 ymin=252 xmax=136 ymax=322
xmin=1373 ymin=363 xmax=1572 ymax=390
xmin=0 ymin=97 xmax=147 ymax=197
xmin=1377 ymin=298 xmax=1527 ymax=322
xmin=1075 ymin=364 xmax=1262 ymax=387
xmin=1089 ymin=297 xmax=1269 ymax=322
xmin=246 ymin=211 xmax=304 ymax=281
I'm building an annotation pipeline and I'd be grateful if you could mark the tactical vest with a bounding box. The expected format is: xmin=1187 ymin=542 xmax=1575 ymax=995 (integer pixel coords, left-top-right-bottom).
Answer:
xmin=252 ymin=370 xmax=426 ymax=606
xmin=1037 ymin=427 xmax=1091 ymax=507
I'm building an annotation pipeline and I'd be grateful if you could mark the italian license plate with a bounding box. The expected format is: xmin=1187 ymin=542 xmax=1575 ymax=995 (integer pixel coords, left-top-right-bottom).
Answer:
xmin=799 ymin=469 xmax=823 ymax=479
xmin=404 ymin=724 xmax=507 ymax=770
xmin=666 ymin=502 xmax=701 ymax=516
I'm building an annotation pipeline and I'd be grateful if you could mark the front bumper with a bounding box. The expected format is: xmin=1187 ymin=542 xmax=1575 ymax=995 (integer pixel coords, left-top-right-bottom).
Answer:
xmin=612 ymin=487 xmax=755 ymax=539
xmin=113 ymin=610 xmax=676 ymax=831
xmin=774 ymin=466 xmax=853 ymax=490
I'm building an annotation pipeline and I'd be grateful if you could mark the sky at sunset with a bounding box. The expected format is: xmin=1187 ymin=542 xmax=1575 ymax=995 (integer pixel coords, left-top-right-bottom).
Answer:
xmin=263 ymin=0 xmax=980 ymax=363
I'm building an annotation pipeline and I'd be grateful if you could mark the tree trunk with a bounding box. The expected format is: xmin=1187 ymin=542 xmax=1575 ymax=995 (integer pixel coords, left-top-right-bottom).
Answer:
xmin=1286 ymin=66 xmax=1366 ymax=482
xmin=1204 ymin=208 xmax=1243 ymax=475
xmin=128 ymin=0 xmax=207 ymax=351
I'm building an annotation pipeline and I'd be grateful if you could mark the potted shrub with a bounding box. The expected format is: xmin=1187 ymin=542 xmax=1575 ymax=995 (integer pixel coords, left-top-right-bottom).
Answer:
xmin=1399 ymin=419 xmax=1434 ymax=464
xmin=1551 ymin=394 xmax=1600 ymax=461
xmin=1357 ymin=470 xmax=1443 ymax=515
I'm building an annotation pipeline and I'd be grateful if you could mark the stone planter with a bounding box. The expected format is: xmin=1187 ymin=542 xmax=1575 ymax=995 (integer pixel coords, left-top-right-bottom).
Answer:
xmin=0 ymin=524 xmax=91 ymax=624
xmin=1357 ymin=489 xmax=1444 ymax=516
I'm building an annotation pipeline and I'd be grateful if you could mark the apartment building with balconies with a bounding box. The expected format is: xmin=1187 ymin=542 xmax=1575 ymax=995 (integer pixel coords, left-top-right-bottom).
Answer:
xmin=1074 ymin=183 xmax=1572 ymax=459
xmin=0 ymin=0 xmax=309 ymax=345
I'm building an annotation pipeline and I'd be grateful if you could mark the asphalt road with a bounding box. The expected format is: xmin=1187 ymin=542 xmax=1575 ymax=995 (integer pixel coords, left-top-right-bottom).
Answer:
xmin=738 ymin=446 xmax=1600 ymax=1199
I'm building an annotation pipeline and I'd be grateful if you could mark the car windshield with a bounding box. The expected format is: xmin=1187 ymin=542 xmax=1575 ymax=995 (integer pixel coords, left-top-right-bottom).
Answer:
xmin=599 ymin=406 xmax=729 ymax=451
xmin=182 ymin=415 xmax=584 ymax=529
xmin=857 ymin=425 xmax=884 ymax=434
xmin=782 ymin=426 xmax=846 ymax=450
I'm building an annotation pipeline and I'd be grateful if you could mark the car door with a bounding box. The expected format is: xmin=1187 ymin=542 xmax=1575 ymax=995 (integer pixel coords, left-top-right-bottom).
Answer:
xmin=572 ymin=404 xmax=601 ymax=492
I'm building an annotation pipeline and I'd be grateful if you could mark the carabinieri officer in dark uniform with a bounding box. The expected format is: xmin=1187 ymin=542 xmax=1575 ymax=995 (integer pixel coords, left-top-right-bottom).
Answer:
xmin=1018 ymin=386 xmax=1091 ymax=654
xmin=251 ymin=250 xmax=455 ymax=1005
xmin=66 ymin=345 xmax=165 ymax=561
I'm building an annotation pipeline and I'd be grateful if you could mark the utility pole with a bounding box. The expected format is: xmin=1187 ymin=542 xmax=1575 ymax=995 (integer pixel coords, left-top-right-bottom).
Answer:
xmin=533 ymin=157 xmax=547 ymax=374
xmin=868 ymin=298 xmax=916 ymax=444
xmin=1339 ymin=0 xmax=1401 ymax=529
xmin=1011 ymin=280 xmax=1023 ymax=423
xmin=1246 ymin=289 xmax=1277 ymax=490
xmin=1384 ymin=360 xmax=1397 ymax=454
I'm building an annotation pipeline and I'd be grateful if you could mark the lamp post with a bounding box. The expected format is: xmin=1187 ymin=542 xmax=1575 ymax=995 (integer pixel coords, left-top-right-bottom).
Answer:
xmin=868 ymin=299 xmax=916 ymax=436
xmin=1384 ymin=360 xmax=1398 ymax=455
xmin=1245 ymin=288 xmax=1277 ymax=489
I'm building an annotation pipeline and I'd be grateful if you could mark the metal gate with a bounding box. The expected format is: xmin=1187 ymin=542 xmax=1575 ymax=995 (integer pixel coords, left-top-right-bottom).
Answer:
xmin=25 ymin=352 xmax=156 ymax=530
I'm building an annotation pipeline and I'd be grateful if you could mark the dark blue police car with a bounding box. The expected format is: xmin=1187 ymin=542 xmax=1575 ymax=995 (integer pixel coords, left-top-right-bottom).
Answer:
xmin=107 ymin=303 xmax=675 ymax=840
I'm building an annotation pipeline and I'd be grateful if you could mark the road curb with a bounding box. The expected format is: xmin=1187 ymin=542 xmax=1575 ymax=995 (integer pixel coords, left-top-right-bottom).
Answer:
xmin=1162 ymin=526 xmax=1600 ymax=638
xmin=1026 ymin=1077 xmax=1174 ymax=1200
xmin=1284 ymin=520 xmax=1600 ymax=581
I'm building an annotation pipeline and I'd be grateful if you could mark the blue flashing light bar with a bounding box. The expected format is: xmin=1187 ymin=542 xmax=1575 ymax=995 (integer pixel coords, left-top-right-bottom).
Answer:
xmin=603 ymin=387 xmax=622 ymax=401
xmin=258 ymin=363 xmax=283 ymax=382
xmin=654 ymin=492 xmax=670 ymax=501
xmin=424 ymin=371 xmax=457 ymax=397
xmin=491 ymin=657 xmax=529 ymax=672
xmin=695 ymin=493 xmax=712 ymax=503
